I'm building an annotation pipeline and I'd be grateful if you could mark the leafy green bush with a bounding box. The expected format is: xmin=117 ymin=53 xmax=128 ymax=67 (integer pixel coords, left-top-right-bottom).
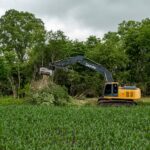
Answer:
xmin=28 ymin=83 xmax=71 ymax=106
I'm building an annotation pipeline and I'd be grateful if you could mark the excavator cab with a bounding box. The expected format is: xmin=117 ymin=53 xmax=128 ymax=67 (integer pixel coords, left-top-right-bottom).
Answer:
xmin=100 ymin=82 xmax=141 ymax=105
xmin=104 ymin=82 xmax=118 ymax=97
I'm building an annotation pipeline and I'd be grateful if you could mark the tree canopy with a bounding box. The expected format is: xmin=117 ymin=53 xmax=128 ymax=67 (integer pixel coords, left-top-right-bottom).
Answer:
xmin=0 ymin=9 xmax=150 ymax=97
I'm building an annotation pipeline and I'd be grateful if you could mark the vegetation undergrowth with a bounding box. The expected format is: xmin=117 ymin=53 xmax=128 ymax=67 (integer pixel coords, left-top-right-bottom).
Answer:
xmin=26 ymin=79 xmax=71 ymax=106
xmin=0 ymin=97 xmax=25 ymax=106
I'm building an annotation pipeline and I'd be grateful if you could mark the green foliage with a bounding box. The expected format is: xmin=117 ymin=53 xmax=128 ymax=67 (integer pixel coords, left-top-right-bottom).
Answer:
xmin=0 ymin=97 xmax=24 ymax=105
xmin=70 ymin=40 xmax=87 ymax=56
xmin=0 ymin=9 xmax=46 ymax=98
xmin=28 ymin=83 xmax=71 ymax=106
xmin=29 ymin=90 xmax=55 ymax=105
xmin=0 ymin=8 xmax=150 ymax=97
xmin=86 ymin=32 xmax=128 ymax=73
xmin=0 ymin=105 xmax=149 ymax=149
xmin=0 ymin=9 xmax=45 ymax=59
xmin=43 ymin=30 xmax=72 ymax=63
xmin=117 ymin=19 xmax=150 ymax=94
xmin=118 ymin=19 xmax=150 ymax=81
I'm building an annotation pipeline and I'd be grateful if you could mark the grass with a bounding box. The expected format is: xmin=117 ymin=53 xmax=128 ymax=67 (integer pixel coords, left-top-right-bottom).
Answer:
xmin=0 ymin=105 xmax=150 ymax=150
xmin=0 ymin=96 xmax=25 ymax=106
xmin=139 ymin=97 xmax=150 ymax=103
xmin=0 ymin=96 xmax=149 ymax=106
xmin=71 ymin=98 xmax=98 ymax=106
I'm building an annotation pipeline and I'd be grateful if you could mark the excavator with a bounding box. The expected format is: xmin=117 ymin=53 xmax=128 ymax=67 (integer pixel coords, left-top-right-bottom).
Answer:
xmin=40 ymin=55 xmax=141 ymax=105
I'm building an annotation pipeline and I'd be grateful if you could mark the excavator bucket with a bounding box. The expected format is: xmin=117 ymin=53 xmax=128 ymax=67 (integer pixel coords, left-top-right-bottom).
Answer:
xmin=39 ymin=67 xmax=53 ymax=76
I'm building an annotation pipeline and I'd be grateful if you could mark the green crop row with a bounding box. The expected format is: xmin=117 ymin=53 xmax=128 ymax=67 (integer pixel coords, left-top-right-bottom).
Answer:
xmin=0 ymin=105 xmax=150 ymax=150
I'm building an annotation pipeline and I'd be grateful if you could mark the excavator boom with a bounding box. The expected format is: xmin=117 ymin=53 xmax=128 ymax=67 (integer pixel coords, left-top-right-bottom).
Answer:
xmin=48 ymin=55 xmax=114 ymax=82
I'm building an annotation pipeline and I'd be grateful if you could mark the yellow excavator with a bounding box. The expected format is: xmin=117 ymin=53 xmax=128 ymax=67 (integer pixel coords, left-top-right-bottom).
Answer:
xmin=40 ymin=55 xmax=141 ymax=105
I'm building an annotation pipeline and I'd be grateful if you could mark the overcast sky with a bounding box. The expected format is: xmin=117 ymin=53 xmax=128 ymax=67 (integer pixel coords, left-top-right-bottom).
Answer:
xmin=0 ymin=0 xmax=149 ymax=40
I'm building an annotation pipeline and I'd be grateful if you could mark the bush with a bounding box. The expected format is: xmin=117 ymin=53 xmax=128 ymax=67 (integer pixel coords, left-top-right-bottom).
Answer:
xmin=27 ymin=83 xmax=71 ymax=106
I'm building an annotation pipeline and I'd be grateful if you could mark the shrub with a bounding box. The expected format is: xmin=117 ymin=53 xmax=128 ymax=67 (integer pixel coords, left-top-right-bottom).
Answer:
xmin=27 ymin=83 xmax=71 ymax=106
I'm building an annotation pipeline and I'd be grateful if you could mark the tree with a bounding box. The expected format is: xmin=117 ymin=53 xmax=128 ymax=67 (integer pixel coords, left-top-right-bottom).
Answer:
xmin=86 ymin=32 xmax=128 ymax=82
xmin=70 ymin=40 xmax=86 ymax=56
xmin=118 ymin=19 xmax=150 ymax=94
xmin=86 ymin=35 xmax=101 ymax=49
xmin=44 ymin=30 xmax=72 ymax=63
xmin=0 ymin=9 xmax=46 ymax=97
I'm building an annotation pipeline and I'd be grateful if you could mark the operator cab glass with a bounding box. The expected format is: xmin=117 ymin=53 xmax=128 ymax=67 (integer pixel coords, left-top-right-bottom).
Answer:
xmin=104 ymin=83 xmax=118 ymax=97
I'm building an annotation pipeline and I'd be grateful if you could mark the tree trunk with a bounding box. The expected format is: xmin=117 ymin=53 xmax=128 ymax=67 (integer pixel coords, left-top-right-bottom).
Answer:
xmin=8 ymin=77 xmax=17 ymax=98
xmin=17 ymin=63 xmax=21 ymax=99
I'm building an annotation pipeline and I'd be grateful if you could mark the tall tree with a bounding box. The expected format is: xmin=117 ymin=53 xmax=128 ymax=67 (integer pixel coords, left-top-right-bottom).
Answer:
xmin=86 ymin=32 xmax=128 ymax=82
xmin=118 ymin=19 xmax=150 ymax=81
xmin=0 ymin=9 xmax=46 ymax=97
xmin=118 ymin=19 xmax=150 ymax=94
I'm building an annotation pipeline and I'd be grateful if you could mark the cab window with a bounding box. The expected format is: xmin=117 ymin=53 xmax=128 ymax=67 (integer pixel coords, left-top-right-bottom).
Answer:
xmin=104 ymin=84 xmax=112 ymax=95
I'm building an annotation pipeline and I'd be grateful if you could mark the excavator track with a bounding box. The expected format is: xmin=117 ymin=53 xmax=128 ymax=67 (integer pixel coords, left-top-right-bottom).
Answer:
xmin=98 ymin=98 xmax=137 ymax=106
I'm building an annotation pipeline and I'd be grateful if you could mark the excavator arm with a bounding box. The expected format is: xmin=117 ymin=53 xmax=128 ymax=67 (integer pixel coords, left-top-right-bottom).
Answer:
xmin=40 ymin=55 xmax=114 ymax=82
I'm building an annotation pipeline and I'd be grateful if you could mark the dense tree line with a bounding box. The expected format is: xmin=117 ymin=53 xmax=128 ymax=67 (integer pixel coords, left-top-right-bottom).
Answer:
xmin=0 ymin=9 xmax=150 ymax=98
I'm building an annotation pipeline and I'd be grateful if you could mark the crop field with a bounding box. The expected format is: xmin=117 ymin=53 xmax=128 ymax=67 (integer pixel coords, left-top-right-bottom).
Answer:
xmin=0 ymin=105 xmax=150 ymax=150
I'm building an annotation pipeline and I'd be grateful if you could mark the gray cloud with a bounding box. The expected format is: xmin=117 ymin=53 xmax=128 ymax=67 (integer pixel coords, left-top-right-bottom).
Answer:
xmin=66 ymin=0 xmax=150 ymax=31
xmin=0 ymin=0 xmax=150 ymax=39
